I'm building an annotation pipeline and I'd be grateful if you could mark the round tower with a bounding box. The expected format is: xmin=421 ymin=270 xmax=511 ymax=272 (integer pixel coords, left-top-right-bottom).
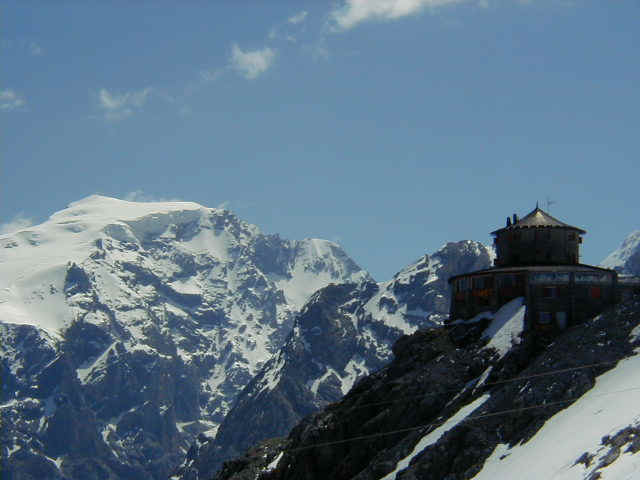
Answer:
xmin=491 ymin=206 xmax=586 ymax=267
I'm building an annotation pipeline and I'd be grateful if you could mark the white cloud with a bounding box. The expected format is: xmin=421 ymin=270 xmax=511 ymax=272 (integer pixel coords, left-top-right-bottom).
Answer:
xmin=0 ymin=89 xmax=26 ymax=112
xmin=288 ymin=11 xmax=308 ymax=24
xmin=330 ymin=0 xmax=465 ymax=30
xmin=230 ymin=44 xmax=276 ymax=79
xmin=0 ymin=214 xmax=33 ymax=235
xmin=29 ymin=41 xmax=44 ymax=56
xmin=97 ymin=87 xmax=153 ymax=121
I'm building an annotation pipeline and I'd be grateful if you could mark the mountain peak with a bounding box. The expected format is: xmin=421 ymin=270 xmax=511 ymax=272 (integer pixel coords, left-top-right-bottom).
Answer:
xmin=601 ymin=230 xmax=640 ymax=274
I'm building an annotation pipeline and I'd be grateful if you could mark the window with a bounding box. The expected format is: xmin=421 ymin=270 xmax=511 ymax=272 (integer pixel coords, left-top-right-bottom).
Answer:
xmin=538 ymin=312 xmax=552 ymax=324
xmin=473 ymin=277 xmax=491 ymax=289
xmin=590 ymin=287 xmax=602 ymax=299
xmin=568 ymin=232 xmax=576 ymax=241
xmin=542 ymin=287 xmax=557 ymax=298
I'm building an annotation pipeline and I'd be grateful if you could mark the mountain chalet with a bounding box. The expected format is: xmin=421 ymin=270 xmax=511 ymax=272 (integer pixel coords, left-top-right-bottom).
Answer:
xmin=448 ymin=205 xmax=639 ymax=332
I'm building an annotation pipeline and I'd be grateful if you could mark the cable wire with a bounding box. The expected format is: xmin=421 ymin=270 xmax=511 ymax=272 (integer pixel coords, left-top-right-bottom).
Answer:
xmin=289 ymin=384 xmax=640 ymax=453
xmin=327 ymin=359 xmax=620 ymax=412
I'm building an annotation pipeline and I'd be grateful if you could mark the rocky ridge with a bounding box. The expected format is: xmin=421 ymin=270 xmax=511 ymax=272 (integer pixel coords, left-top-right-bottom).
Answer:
xmin=173 ymin=240 xmax=494 ymax=479
xmin=213 ymin=295 xmax=640 ymax=480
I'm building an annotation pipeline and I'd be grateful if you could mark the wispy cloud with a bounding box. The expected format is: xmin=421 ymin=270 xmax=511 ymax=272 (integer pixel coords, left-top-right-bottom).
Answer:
xmin=0 ymin=89 xmax=26 ymax=112
xmin=329 ymin=0 xmax=465 ymax=31
xmin=0 ymin=213 xmax=33 ymax=235
xmin=269 ymin=10 xmax=310 ymax=43
xmin=2 ymin=38 xmax=45 ymax=56
xmin=230 ymin=44 xmax=277 ymax=79
xmin=123 ymin=190 xmax=183 ymax=203
xmin=29 ymin=41 xmax=44 ymax=56
xmin=288 ymin=11 xmax=308 ymax=24
xmin=97 ymin=87 xmax=153 ymax=121
xmin=199 ymin=68 xmax=226 ymax=84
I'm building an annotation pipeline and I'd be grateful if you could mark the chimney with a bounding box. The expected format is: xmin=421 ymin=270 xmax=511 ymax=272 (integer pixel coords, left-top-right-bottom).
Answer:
xmin=506 ymin=217 xmax=511 ymax=227
xmin=513 ymin=214 xmax=518 ymax=224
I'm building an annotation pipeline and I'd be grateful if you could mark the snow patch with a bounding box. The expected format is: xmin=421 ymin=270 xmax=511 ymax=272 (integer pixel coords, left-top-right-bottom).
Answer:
xmin=264 ymin=451 xmax=283 ymax=473
xmin=381 ymin=394 xmax=491 ymax=480
xmin=341 ymin=357 xmax=369 ymax=395
xmin=481 ymin=298 xmax=526 ymax=359
xmin=310 ymin=367 xmax=338 ymax=396
xmin=629 ymin=324 xmax=640 ymax=344
xmin=259 ymin=351 xmax=286 ymax=394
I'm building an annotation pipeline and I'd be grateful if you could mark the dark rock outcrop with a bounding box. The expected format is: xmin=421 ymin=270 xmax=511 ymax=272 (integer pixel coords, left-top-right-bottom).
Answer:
xmin=213 ymin=296 xmax=640 ymax=480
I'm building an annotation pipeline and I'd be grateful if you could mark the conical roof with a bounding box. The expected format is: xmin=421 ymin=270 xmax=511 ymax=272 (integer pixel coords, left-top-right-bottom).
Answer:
xmin=491 ymin=206 xmax=586 ymax=235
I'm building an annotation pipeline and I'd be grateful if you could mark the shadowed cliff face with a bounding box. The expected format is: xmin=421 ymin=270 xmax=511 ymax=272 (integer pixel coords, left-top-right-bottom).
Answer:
xmin=211 ymin=295 xmax=640 ymax=480
xmin=172 ymin=241 xmax=495 ymax=480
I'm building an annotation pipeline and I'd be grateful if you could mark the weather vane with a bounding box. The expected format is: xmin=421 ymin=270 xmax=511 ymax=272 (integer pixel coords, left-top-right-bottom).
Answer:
xmin=546 ymin=196 xmax=557 ymax=211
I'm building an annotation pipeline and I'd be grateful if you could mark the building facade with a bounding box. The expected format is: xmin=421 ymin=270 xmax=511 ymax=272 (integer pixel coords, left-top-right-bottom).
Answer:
xmin=448 ymin=206 xmax=621 ymax=333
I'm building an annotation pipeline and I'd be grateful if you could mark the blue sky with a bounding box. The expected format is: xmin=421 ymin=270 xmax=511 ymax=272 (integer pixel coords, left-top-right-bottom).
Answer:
xmin=2 ymin=0 xmax=639 ymax=280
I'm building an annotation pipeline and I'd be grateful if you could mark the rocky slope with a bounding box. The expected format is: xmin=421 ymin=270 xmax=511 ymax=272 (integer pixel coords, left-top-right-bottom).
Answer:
xmin=213 ymin=295 xmax=640 ymax=480
xmin=173 ymin=241 xmax=494 ymax=479
xmin=0 ymin=195 xmax=369 ymax=480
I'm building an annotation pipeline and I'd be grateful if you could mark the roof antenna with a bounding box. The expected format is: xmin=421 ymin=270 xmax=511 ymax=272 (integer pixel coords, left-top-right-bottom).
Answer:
xmin=536 ymin=200 xmax=539 ymax=209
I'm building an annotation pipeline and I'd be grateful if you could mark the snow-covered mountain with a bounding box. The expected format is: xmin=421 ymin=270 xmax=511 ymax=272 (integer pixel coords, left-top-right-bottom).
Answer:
xmin=601 ymin=230 xmax=640 ymax=276
xmin=173 ymin=240 xmax=494 ymax=479
xmin=0 ymin=195 xmax=370 ymax=479
xmin=211 ymin=295 xmax=640 ymax=480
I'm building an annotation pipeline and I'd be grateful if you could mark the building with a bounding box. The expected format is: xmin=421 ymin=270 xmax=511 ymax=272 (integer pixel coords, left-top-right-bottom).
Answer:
xmin=448 ymin=205 xmax=621 ymax=332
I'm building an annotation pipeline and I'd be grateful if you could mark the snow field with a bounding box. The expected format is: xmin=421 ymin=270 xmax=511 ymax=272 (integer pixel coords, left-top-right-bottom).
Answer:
xmin=472 ymin=355 xmax=640 ymax=480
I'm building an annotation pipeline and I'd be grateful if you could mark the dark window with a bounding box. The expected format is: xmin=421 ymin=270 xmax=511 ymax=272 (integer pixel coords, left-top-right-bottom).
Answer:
xmin=513 ymin=232 xmax=521 ymax=240
xmin=542 ymin=287 xmax=557 ymax=298
xmin=590 ymin=287 xmax=602 ymax=299
xmin=568 ymin=232 xmax=576 ymax=241
xmin=556 ymin=312 xmax=567 ymax=329
xmin=538 ymin=312 xmax=552 ymax=324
